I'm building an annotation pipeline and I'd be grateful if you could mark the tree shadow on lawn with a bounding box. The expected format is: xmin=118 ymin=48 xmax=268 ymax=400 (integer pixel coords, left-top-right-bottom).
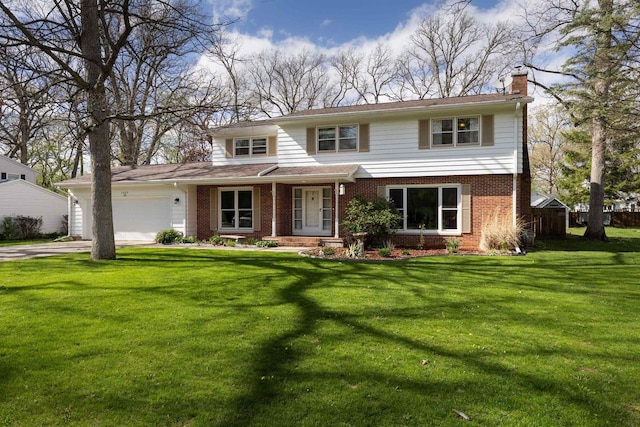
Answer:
xmin=207 ymin=254 xmax=635 ymax=426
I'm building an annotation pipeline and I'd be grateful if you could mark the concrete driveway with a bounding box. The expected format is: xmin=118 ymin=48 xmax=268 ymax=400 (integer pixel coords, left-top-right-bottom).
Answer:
xmin=0 ymin=241 xmax=305 ymax=262
xmin=0 ymin=241 xmax=150 ymax=262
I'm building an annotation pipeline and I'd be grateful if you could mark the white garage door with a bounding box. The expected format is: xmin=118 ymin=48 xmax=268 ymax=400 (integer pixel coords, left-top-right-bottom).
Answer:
xmin=112 ymin=197 xmax=171 ymax=241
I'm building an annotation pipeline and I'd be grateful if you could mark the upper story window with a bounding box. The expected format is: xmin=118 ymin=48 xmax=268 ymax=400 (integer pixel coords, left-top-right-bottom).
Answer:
xmin=317 ymin=125 xmax=358 ymax=153
xmin=234 ymin=137 xmax=267 ymax=157
xmin=432 ymin=117 xmax=479 ymax=147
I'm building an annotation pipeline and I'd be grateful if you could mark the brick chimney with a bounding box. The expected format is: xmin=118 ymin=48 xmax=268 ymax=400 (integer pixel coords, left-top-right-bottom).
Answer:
xmin=510 ymin=67 xmax=528 ymax=96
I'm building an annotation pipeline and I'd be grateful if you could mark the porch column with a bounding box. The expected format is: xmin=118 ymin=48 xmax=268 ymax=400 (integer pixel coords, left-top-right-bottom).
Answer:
xmin=334 ymin=181 xmax=340 ymax=238
xmin=271 ymin=181 xmax=277 ymax=237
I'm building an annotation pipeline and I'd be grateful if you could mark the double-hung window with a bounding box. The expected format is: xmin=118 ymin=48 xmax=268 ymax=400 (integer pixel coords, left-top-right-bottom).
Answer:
xmin=317 ymin=125 xmax=358 ymax=152
xmin=220 ymin=189 xmax=253 ymax=230
xmin=388 ymin=185 xmax=460 ymax=232
xmin=234 ymin=137 xmax=267 ymax=157
xmin=432 ymin=117 xmax=479 ymax=146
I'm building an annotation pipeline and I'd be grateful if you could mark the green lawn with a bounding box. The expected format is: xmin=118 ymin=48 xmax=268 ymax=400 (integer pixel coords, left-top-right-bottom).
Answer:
xmin=1 ymin=230 xmax=639 ymax=426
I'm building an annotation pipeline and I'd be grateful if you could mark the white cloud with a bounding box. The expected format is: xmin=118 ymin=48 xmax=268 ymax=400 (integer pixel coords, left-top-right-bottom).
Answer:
xmin=320 ymin=19 xmax=332 ymax=28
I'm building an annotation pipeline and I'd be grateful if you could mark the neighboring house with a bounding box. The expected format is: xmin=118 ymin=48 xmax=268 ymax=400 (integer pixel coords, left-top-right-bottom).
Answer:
xmin=0 ymin=155 xmax=67 ymax=234
xmin=59 ymin=69 xmax=533 ymax=248
xmin=0 ymin=154 xmax=37 ymax=183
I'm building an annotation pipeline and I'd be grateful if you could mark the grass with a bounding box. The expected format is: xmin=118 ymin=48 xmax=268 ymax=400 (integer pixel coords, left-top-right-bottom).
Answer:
xmin=1 ymin=229 xmax=639 ymax=426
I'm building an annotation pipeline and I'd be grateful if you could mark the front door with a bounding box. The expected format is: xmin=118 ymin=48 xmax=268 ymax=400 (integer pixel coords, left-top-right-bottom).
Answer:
xmin=293 ymin=187 xmax=332 ymax=235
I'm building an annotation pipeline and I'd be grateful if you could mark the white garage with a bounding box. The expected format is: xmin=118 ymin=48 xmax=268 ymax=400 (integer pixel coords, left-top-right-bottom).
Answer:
xmin=112 ymin=197 xmax=171 ymax=241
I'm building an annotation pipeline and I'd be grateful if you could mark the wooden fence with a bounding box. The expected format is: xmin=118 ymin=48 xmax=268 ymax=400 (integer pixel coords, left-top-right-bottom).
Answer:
xmin=569 ymin=211 xmax=640 ymax=227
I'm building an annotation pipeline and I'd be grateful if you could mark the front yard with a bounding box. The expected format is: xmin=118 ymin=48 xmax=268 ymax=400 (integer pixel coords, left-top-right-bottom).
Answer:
xmin=1 ymin=229 xmax=639 ymax=426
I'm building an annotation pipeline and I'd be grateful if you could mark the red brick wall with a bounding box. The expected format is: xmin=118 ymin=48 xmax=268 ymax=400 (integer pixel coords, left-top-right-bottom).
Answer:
xmin=195 ymin=174 xmax=528 ymax=250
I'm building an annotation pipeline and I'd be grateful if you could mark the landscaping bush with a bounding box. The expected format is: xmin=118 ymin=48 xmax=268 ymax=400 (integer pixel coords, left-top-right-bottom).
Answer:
xmin=210 ymin=235 xmax=224 ymax=245
xmin=342 ymin=195 xmax=402 ymax=246
xmin=378 ymin=247 xmax=392 ymax=257
xmin=445 ymin=237 xmax=460 ymax=254
xmin=181 ymin=236 xmax=197 ymax=244
xmin=256 ymin=240 xmax=278 ymax=248
xmin=155 ymin=229 xmax=183 ymax=244
xmin=0 ymin=215 xmax=42 ymax=240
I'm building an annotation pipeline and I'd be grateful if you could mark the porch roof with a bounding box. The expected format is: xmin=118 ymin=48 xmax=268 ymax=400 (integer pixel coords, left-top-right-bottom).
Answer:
xmin=57 ymin=162 xmax=359 ymax=188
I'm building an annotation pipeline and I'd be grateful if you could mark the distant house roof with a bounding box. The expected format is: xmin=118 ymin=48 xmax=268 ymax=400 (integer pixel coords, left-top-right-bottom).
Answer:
xmin=531 ymin=193 xmax=569 ymax=209
xmin=0 ymin=154 xmax=40 ymax=175
xmin=57 ymin=162 xmax=360 ymax=187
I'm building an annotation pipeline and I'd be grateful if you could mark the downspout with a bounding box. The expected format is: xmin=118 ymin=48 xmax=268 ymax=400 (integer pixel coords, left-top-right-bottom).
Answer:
xmin=513 ymin=102 xmax=521 ymax=227
xmin=334 ymin=181 xmax=340 ymax=238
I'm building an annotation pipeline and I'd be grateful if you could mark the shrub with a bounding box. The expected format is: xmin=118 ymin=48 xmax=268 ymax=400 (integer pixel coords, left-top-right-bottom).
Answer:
xmin=182 ymin=236 xmax=197 ymax=244
xmin=210 ymin=235 xmax=224 ymax=245
xmin=17 ymin=216 xmax=43 ymax=239
xmin=225 ymin=240 xmax=236 ymax=247
xmin=155 ymin=229 xmax=183 ymax=244
xmin=256 ymin=240 xmax=278 ymax=248
xmin=344 ymin=242 xmax=362 ymax=258
xmin=378 ymin=247 xmax=392 ymax=257
xmin=401 ymin=249 xmax=411 ymax=256
xmin=322 ymin=247 xmax=335 ymax=256
xmin=0 ymin=215 xmax=42 ymax=240
xmin=479 ymin=208 xmax=525 ymax=252
xmin=445 ymin=237 xmax=460 ymax=254
xmin=0 ymin=216 xmax=21 ymax=240
xmin=342 ymin=195 xmax=402 ymax=246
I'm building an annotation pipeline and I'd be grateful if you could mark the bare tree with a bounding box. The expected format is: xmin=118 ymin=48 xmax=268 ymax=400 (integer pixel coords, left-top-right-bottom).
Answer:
xmin=407 ymin=3 xmax=517 ymax=98
xmin=246 ymin=48 xmax=332 ymax=116
xmin=528 ymin=104 xmax=570 ymax=195
xmin=0 ymin=47 xmax=57 ymax=164
xmin=0 ymin=0 xmax=225 ymax=259
xmin=331 ymin=43 xmax=398 ymax=104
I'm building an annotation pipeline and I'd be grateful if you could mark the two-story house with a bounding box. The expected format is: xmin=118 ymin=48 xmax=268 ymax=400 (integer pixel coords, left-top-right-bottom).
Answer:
xmin=60 ymin=69 xmax=532 ymax=248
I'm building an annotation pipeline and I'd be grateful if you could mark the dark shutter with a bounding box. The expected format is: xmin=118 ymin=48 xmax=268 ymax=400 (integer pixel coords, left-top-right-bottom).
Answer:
xmin=306 ymin=127 xmax=316 ymax=155
xmin=267 ymin=135 xmax=277 ymax=157
xmin=359 ymin=123 xmax=370 ymax=152
xmin=481 ymin=115 xmax=494 ymax=146
xmin=418 ymin=119 xmax=431 ymax=149
xmin=225 ymin=139 xmax=234 ymax=158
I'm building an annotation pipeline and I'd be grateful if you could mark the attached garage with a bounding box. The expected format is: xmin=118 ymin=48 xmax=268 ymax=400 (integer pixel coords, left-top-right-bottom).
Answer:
xmin=112 ymin=197 xmax=171 ymax=241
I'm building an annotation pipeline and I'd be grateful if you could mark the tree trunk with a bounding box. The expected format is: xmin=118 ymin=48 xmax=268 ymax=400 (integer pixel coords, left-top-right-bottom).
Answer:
xmin=81 ymin=0 xmax=116 ymax=259
xmin=584 ymin=0 xmax=612 ymax=242
xmin=584 ymin=116 xmax=607 ymax=240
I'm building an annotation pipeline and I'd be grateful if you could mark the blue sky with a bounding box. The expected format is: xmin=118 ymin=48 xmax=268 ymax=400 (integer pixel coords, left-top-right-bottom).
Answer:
xmin=223 ymin=0 xmax=503 ymax=46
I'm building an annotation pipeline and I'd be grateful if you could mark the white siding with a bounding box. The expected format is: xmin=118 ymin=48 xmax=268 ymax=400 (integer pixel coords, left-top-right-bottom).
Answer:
xmin=69 ymin=185 xmax=188 ymax=241
xmin=0 ymin=155 xmax=38 ymax=183
xmin=0 ymin=180 xmax=67 ymax=234
xmin=275 ymin=111 xmax=520 ymax=177
xmin=211 ymin=139 xmax=277 ymax=166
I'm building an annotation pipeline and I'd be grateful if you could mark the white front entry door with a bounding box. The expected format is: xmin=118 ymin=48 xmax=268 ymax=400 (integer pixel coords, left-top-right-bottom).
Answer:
xmin=293 ymin=187 xmax=332 ymax=236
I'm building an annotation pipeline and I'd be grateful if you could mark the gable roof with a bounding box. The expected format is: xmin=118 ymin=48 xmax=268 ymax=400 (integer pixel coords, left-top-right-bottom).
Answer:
xmin=0 ymin=154 xmax=39 ymax=175
xmin=531 ymin=193 xmax=569 ymax=209
xmin=0 ymin=179 xmax=66 ymax=200
xmin=212 ymin=93 xmax=534 ymax=134
xmin=57 ymin=162 xmax=360 ymax=187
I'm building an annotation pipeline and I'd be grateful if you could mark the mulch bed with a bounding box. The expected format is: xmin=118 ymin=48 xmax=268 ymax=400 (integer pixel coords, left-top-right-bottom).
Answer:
xmin=302 ymin=247 xmax=481 ymax=260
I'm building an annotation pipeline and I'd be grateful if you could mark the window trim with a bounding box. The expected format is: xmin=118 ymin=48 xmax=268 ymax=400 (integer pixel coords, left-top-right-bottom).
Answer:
xmin=233 ymin=136 xmax=269 ymax=158
xmin=316 ymin=124 xmax=359 ymax=153
xmin=386 ymin=184 xmax=462 ymax=234
xmin=431 ymin=116 xmax=480 ymax=148
xmin=218 ymin=187 xmax=254 ymax=231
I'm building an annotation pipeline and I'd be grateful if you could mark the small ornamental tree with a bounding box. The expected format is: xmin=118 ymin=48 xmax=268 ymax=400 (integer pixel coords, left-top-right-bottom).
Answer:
xmin=342 ymin=195 xmax=402 ymax=246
